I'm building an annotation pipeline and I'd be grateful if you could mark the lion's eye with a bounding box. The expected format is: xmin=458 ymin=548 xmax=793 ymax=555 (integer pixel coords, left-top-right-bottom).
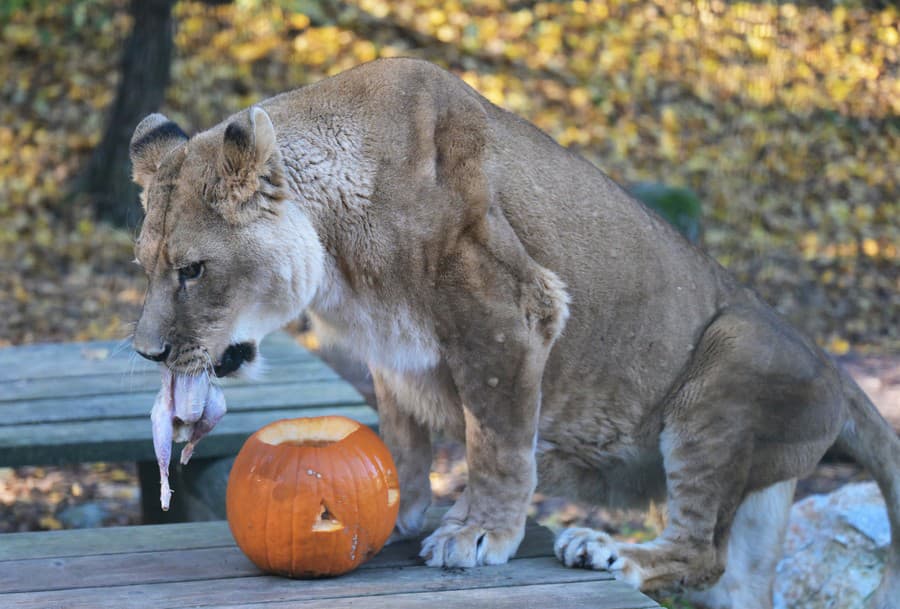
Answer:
xmin=178 ymin=262 xmax=205 ymax=283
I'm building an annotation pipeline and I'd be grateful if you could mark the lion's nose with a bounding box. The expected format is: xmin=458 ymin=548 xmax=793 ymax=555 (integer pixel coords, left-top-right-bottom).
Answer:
xmin=136 ymin=343 xmax=171 ymax=363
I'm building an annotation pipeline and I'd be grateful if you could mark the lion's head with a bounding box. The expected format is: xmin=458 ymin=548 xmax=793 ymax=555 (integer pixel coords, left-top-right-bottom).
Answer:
xmin=129 ymin=107 xmax=323 ymax=377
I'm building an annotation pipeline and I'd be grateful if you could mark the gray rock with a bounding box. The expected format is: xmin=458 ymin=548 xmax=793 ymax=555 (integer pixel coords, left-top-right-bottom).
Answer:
xmin=58 ymin=502 xmax=110 ymax=529
xmin=774 ymin=482 xmax=888 ymax=609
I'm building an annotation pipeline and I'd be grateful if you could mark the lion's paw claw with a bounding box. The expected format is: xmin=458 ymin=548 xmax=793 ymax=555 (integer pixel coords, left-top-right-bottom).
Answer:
xmin=554 ymin=527 xmax=645 ymax=588
xmin=420 ymin=520 xmax=523 ymax=567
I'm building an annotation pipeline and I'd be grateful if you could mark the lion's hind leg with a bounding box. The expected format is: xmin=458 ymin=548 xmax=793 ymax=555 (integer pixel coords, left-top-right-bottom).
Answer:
xmin=557 ymin=304 xmax=839 ymax=599
xmin=555 ymin=403 xmax=750 ymax=592
xmin=555 ymin=377 xmax=754 ymax=592
xmin=683 ymin=479 xmax=796 ymax=609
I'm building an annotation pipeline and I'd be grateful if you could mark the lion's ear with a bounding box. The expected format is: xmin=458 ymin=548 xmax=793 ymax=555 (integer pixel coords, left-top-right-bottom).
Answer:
xmin=130 ymin=113 xmax=188 ymax=193
xmin=220 ymin=106 xmax=278 ymax=176
xmin=214 ymin=107 xmax=285 ymax=224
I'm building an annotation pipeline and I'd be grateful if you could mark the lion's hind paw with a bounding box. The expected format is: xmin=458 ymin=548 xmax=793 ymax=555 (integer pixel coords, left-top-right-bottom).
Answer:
xmin=554 ymin=527 xmax=618 ymax=569
xmin=554 ymin=527 xmax=645 ymax=588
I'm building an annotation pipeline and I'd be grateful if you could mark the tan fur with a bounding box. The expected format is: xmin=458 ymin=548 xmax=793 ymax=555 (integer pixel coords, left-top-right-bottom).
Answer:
xmin=130 ymin=59 xmax=900 ymax=608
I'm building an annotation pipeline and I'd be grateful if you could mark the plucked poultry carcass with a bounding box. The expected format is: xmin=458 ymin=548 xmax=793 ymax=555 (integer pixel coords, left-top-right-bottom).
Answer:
xmin=150 ymin=368 xmax=227 ymax=510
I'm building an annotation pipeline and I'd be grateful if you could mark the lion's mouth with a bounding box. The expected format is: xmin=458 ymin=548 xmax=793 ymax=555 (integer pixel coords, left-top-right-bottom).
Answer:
xmin=213 ymin=342 xmax=257 ymax=377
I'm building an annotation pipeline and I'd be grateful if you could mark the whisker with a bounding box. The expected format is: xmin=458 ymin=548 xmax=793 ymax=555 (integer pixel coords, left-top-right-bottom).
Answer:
xmin=112 ymin=325 xmax=140 ymax=390
xmin=201 ymin=351 xmax=215 ymax=383
xmin=111 ymin=334 xmax=134 ymax=358
xmin=126 ymin=351 xmax=144 ymax=391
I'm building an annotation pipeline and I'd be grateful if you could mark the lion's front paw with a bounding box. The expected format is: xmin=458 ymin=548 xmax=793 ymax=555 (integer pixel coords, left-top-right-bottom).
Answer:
xmin=554 ymin=527 xmax=645 ymax=588
xmin=419 ymin=519 xmax=524 ymax=567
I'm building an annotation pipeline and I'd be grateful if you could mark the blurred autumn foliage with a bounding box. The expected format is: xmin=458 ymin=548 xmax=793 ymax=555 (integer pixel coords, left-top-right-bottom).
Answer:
xmin=0 ymin=0 xmax=897 ymax=351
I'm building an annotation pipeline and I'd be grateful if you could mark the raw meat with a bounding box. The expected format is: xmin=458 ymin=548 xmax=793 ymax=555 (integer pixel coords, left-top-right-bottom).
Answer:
xmin=149 ymin=368 xmax=228 ymax=511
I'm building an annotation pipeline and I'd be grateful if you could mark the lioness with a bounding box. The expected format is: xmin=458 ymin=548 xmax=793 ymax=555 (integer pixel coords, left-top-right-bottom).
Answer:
xmin=130 ymin=58 xmax=899 ymax=608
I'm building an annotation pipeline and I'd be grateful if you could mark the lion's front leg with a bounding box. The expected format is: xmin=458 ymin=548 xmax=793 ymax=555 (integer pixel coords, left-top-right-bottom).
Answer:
xmin=420 ymin=230 xmax=569 ymax=567
xmin=372 ymin=368 xmax=434 ymax=543
xmin=420 ymin=404 xmax=539 ymax=566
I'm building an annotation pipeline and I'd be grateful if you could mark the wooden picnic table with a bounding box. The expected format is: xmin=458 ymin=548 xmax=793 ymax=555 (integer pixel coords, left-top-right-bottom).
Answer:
xmin=0 ymin=509 xmax=660 ymax=608
xmin=0 ymin=331 xmax=372 ymax=521
xmin=0 ymin=333 xmax=660 ymax=607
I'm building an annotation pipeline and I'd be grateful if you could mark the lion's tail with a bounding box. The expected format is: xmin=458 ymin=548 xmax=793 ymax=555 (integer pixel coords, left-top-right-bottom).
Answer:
xmin=833 ymin=370 xmax=900 ymax=609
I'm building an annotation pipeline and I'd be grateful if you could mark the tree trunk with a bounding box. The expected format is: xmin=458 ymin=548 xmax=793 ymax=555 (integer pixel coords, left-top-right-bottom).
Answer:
xmin=81 ymin=0 xmax=176 ymax=227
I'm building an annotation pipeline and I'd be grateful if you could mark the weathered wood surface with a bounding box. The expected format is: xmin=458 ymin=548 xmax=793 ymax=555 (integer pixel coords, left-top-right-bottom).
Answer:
xmin=2 ymin=359 xmax=339 ymax=403
xmin=0 ymin=332 xmax=372 ymax=466
xmin=208 ymin=582 xmax=661 ymax=609
xmin=0 ymin=331 xmax=309 ymax=380
xmin=0 ymin=510 xmax=659 ymax=609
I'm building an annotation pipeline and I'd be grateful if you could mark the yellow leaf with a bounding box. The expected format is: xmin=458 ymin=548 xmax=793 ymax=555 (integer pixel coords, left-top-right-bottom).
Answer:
xmin=40 ymin=516 xmax=63 ymax=531
xmin=288 ymin=13 xmax=311 ymax=30
xmin=661 ymin=106 xmax=679 ymax=132
xmin=832 ymin=5 xmax=847 ymax=27
xmin=828 ymin=337 xmax=850 ymax=355
xmin=427 ymin=8 xmax=446 ymax=27
xmin=591 ymin=3 xmax=609 ymax=19
xmin=230 ymin=37 xmax=280 ymax=63
xmin=659 ymin=132 xmax=678 ymax=160
xmin=110 ymin=468 xmax=132 ymax=482
xmin=861 ymin=238 xmax=879 ymax=258
xmin=13 ymin=285 xmax=29 ymax=303
xmin=879 ymin=26 xmax=899 ymax=46
xmin=352 ymin=40 xmax=377 ymax=63
xmin=568 ymin=87 xmax=590 ymax=109
xmin=436 ymin=25 xmax=457 ymax=43
xmin=3 ymin=24 xmax=39 ymax=48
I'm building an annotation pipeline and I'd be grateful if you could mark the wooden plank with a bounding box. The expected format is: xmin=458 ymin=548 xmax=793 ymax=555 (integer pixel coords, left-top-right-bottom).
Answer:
xmin=0 ymin=332 xmax=314 ymax=382
xmin=0 ymin=512 xmax=658 ymax=609
xmin=1 ymin=378 xmax=363 ymax=426
xmin=0 ymin=521 xmax=554 ymax=593
xmin=0 ymin=557 xmax=620 ymax=609
xmin=0 ymin=510 xmax=547 ymax=562
xmin=0 ymin=359 xmax=341 ymax=402
xmin=212 ymin=581 xmax=660 ymax=609
xmin=0 ymin=547 xmax=256 ymax=593
xmin=0 ymin=405 xmax=376 ymax=466
xmin=0 ymin=521 xmax=234 ymax=562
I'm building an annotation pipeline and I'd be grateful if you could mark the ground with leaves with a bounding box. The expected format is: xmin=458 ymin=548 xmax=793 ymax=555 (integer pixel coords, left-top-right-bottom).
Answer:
xmin=1 ymin=0 xmax=897 ymax=350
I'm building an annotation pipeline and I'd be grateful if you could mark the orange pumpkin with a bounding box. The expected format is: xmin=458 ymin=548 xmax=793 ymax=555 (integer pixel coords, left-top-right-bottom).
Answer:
xmin=226 ymin=416 xmax=400 ymax=577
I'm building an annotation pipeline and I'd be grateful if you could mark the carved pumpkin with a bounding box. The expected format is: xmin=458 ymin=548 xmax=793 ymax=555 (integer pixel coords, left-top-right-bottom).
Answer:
xmin=226 ymin=416 xmax=400 ymax=577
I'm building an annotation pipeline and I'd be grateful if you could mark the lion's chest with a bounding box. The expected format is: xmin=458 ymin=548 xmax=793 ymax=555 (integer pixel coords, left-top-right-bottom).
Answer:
xmin=306 ymin=295 xmax=441 ymax=373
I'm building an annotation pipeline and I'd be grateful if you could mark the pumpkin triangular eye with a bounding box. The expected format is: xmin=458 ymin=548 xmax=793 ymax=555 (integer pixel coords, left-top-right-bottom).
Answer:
xmin=312 ymin=501 xmax=344 ymax=532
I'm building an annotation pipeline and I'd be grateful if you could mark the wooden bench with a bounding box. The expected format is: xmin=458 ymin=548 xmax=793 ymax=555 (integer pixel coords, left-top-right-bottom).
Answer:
xmin=0 ymin=509 xmax=660 ymax=608
xmin=0 ymin=331 xmax=373 ymax=522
